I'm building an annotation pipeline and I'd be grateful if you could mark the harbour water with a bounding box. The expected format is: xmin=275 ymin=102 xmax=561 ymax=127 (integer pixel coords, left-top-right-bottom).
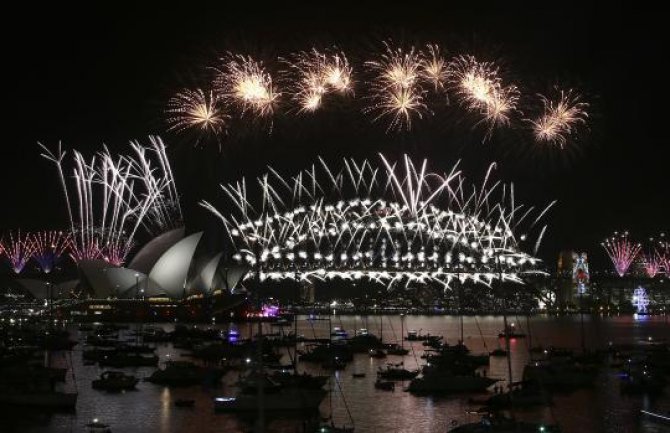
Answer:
xmin=3 ymin=314 xmax=668 ymax=433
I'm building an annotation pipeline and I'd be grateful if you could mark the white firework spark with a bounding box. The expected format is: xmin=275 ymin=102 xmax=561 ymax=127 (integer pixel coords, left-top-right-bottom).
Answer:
xmin=365 ymin=43 xmax=430 ymax=131
xmin=201 ymin=155 xmax=552 ymax=291
xmin=420 ymin=44 xmax=449 ymax=90
xmin=448 ymin=55 xmax=519 ymax=132
xmin=40 ymin=136 xmax=182 ymax=265
xmin=284 ymin=48 xmax=353 ymax=112
xmin=166 ymin=88 xmax=228 ymax=135
xmin=215 ymin=54 xmax=279 ymax=117
xmin=530 ymin=89 xmax=588 ymax=148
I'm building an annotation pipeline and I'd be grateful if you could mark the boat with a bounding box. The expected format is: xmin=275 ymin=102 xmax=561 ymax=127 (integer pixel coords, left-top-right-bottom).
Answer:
xmin=489 ymin=348 xmax=508 ymax=357
xmin=331 ymin=327 xmax=348 ymax=340
xmin=422 ymin=335 xmax=444 ymax=348
xmin=85 ymin=419 xmax=112 ymax=433
xmin=99 ymin=352 xmax=159 ymax=367
xmin=484 ymin=381 xmax=552 ymax=409
xmin=377 ymin=363 xmax=419 ymax=380
xmin=405 ymin=330 xmax=431 ymax=341
xmin=147 ymin=361 xmax=225 ymax=387
xmin=369 ymin=348 xmax=387 ymax=359
xmin=92 ymin=371 xmax=138 ymax=391
xmin=213 ymin=388 xmax=326 ymax=413
xmin=386 ymin=345 xmax=409 ymax=356
xmin=299 ymin=344 xmax=353 ymax=363
xmin=269 ymin=370 xmax=328 ymax=390
xmin=497 ymin=323 xmax=526 ymax=339
xmin=347 ymin=333 xmax=383 ymax=353
xmin=175 ymin=399 xmax=195 ymax=408
xmin=374 ymin=379 xmax=395 ymax=391
xmin=408 ymin=370 xmax=497 ymax=395
xmin=523 ymin=359 xmax=595 ymax=391
xmin=448 ymin=413 xmax=560 ymax=432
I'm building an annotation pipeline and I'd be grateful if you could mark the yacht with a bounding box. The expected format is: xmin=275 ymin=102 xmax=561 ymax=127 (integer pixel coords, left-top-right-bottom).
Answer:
xmin=214 ymin=388 xmax=326 ymax=413
xmin=92 ymin=371 xmax=139 ymax=392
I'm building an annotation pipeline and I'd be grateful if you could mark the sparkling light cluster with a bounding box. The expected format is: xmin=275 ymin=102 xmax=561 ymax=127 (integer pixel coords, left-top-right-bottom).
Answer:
xmin=641 ymin=252 xmax=661 ymax=278
xmin=166 ymin=88 xmax=228 ymax=136
xmin=29 ymin=230 xmax=73 ymax=274
xmin=364 ymin=44 xmax=428 ymax=132
xmin=40 ymin=136 xmax=182 ymax=265
xmin=656 ymin=235 xmax=670 ymax=275
xmin=530 ymin=89 xmax=588 ymax=148
xmin=0 ymin=231 xmax=36 ymax=274
xmin=284 ymin=49 xmax=353 ymax=112
xmin=602 ymin=232 xmax=642 ymax=277
xmin=201 ymin=155 xmax=552 ymax=290
xmin=166 ymin=43 xmax=588 ymax=146
xmin=215 ymin=54 xmax=279 ymax=117
xmin=448 ymin=55 xmax=519 ymax=132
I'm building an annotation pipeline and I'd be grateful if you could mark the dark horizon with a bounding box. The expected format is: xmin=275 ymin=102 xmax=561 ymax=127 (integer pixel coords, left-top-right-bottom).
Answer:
xmin=2 ymin=2 xmax=668 ymax=271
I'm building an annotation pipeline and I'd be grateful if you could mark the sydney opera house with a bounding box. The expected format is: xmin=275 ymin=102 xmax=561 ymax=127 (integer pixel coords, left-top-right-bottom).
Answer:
xmin=7 ymin=229 xmax=249 ymax=320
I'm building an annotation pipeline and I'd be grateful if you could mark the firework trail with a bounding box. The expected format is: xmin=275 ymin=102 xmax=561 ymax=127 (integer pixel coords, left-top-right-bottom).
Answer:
xmin=364 ymin=43 xmax=430 ymax=131
xmin=166 ymin=88 xmax=228 ymax=136
xmin=1 ymin=230 xmax=35 ymax=274
xmin=602 ymin=232 xmax=641 ymax=277
xmin=40 ymin=136 xmax=182 ymax=265
xmin=420 ymin=44 xmax=449 ymax=91
xmin=656 ymin=235 xmax=670 ymax=274
xmin=530 ymin=89 xmax=588 ymax=148
xmin=214 ymin=54 xmax=279 ymax=118
xmin=641 ymin=251 xmax=661 ymax=278
xmin=283 ymin=48 xmax=353 ymax=113
xmin=201 ymin=154 xmax=551 ymax=290
xmin=127 ymin=137 xmax=183 ymax=234
xmin=29 ymin=230 xmax=73 ymax=274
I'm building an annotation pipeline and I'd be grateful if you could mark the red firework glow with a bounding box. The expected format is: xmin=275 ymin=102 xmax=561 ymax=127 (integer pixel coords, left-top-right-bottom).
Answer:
xmin=1 ymin=230 xmax=36 ymax=274
xmin=30 ymin=230 xmax=73 ymax=274
xmin=602 ymin=232 xmax=641 ymax=277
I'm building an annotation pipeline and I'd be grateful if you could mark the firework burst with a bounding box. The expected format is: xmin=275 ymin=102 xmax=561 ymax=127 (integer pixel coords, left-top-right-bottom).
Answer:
xmin=641 ymin=251 xmax=661 ymax=278
xmin=448 ymin=55 xmax=519 ymax=132
xmin=656 ymin=235 xmax=670 ymax=274
xmin=530 ymin=89 xmax=588 ymax=148
xmin=166 ymin=88 xmax=228 ymax=136
xmin=215 ymin=54 xmax=279 ymax=117
xmin=284 ymin=49 xmax=353 ymax=112
xmin=420 ymin=44 xmax=449 ymax=90
xmin=1 ymin=230 xmax=35 ymax=274
xmin=365 ymin=43 xmax=430 ymax=131
xmin=602 ymin=232 xmax=641 ymax=277
xmin=40 ymin=136 xmax=182 ymax=265
xmin=30 ymin=230 xmax=73 ymax=274
xmin=201 ymin=154 xmax=552 ymax=290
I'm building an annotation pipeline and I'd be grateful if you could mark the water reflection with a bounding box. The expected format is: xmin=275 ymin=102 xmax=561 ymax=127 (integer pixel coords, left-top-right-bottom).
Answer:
xmin=5 ymin=314 xmax=668 ymax=433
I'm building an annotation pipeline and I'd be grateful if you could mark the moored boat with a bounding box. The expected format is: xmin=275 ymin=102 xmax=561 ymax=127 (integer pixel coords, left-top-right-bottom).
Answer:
xmin=92 ymin=371 xmax=139 ymax=392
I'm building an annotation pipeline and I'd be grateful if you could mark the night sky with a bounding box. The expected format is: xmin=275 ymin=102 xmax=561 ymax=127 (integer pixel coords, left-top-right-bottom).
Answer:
xmin=3 ymin=2 xmax=667 ymax=270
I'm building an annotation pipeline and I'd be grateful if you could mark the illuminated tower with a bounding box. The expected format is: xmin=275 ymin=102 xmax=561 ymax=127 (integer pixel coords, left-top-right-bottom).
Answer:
xmin=572 ymin=252 xmax=590 ymax=296
xmin=632 ymin=287 xmax=649 ymax=314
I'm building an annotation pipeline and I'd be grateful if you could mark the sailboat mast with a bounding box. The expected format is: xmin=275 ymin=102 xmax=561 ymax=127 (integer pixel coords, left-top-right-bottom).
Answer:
xmin=400 ymin=313 xmax=404 ymax=350
xmin=499 ymin=257 xmax=513 ymax=389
